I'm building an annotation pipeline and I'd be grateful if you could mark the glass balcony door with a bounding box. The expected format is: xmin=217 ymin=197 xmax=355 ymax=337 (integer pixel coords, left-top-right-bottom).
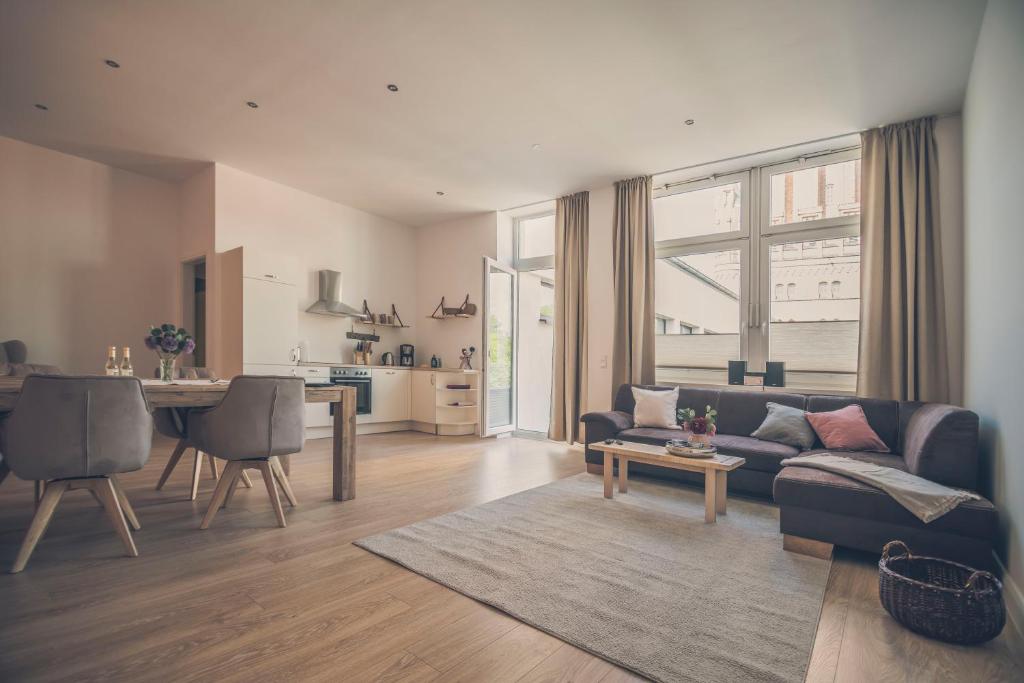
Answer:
xmin=482 ymin=258 xmax=517 ymax=435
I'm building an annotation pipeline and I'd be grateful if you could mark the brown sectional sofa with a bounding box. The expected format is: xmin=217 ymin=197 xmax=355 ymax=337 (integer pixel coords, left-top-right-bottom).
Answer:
xmin=581 ymin=384 xmax=997 ymax=568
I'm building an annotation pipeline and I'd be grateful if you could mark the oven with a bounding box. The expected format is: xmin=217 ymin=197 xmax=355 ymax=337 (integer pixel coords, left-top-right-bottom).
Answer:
xmin=330 ymin=366 xmax=372 ymax=416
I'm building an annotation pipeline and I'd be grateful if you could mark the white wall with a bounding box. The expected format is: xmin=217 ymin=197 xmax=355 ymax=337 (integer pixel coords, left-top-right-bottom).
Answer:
xmin=212 ymin=164 xmax=417 ymax=365
xmin=962 ymin=0 xmax=1024 ymax=635
xmin=0 ymin=136 xmax=178 ymax=377
xmin=415 ymin=212 xmax=497 ymax=368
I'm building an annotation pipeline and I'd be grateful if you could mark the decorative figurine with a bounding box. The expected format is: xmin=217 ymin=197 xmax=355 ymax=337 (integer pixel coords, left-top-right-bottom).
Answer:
xmin=458 ymin=346 xmax=476 ymax=370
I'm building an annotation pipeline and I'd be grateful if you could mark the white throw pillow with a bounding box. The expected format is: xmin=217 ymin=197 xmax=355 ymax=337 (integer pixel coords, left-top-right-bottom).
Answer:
xmin=631 ymin=387 xmax=681 ymax=429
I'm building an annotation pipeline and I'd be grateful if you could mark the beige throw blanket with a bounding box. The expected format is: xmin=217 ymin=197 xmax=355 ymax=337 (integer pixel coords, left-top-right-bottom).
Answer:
xmin=781 ymin=454 xmax=980 ymax=523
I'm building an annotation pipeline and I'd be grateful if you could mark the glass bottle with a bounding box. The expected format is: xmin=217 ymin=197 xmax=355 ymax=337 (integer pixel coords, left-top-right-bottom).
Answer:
xmin=119 ymin=346 xmax=133 ymax=376
xmin=104 ymin=346 xmax=120 ymax=376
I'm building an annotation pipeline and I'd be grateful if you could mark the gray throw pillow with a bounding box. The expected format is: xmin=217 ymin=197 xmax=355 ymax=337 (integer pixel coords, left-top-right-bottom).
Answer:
xmin=751 ymin=402 xmax=815 ymax=450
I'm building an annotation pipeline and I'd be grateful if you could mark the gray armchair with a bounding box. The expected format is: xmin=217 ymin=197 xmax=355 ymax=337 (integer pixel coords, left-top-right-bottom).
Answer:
xmin=188 ymin=376 xmax=305 ymax=529
xmin=152 ymin=367 xmax=252 ymax=499
xmin=0 ymin=375 xmax=153 ymax=572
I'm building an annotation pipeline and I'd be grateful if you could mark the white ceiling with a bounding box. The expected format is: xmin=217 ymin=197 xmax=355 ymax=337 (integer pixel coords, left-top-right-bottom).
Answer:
xmin=0 ymin=0 xmax=985 ymax=226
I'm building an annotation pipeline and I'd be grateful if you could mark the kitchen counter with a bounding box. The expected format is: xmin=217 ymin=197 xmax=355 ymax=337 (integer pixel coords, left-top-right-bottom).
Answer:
xmin=299 ymin=361 xmax=479 ymax=373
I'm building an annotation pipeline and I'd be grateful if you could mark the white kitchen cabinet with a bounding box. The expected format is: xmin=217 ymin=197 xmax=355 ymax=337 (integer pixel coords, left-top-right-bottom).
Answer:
xmin=369 ymin=368 xmax=410 ymax=423
xmin=410 ymin=371 xmax=436 ymax=424
xmin=410 ymin=370 xmax=480 ymax=435
xmin=243 ymin=277 xmax=298 ymax=365
xmin=242 ymin=249 xmax=297 ymax=285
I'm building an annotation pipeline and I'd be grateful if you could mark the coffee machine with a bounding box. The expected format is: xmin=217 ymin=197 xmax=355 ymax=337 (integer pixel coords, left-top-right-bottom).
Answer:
xmin=399 ymin=344 xmax=414 ymax=367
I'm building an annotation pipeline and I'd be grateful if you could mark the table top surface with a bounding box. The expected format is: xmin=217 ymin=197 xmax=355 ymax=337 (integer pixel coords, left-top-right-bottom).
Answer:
xmin=0 ymin=376 xmax=353 ymax=409
xmin=590 ymin=440 xmax=745 ymax=471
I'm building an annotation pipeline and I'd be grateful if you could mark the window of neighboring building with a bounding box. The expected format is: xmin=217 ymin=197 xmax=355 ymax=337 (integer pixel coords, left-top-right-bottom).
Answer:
xmin=653 ymin=148 xmax=861 ymax=392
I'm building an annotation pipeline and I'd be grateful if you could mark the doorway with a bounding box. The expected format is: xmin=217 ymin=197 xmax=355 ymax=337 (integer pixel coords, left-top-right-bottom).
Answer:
xmin=482 ymin=258 xmax=516 ymax=436
xmin=180 ymin=257 xmax=207 ymax=368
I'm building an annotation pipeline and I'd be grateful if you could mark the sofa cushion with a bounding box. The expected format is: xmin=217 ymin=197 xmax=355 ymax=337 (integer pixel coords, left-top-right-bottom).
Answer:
xmin=612 ymin=384 xmax=721 ymax=418
xmin=676 ymin=387 xmax=721 ymax=418
xmin=773 ymin=465 xmax=997 ymax=541
xmin=711 ymin=434 xmax=800 ymax=473
xmin=715 ymin=390 xmax=806 ymax=437
xmin=805 ymin=404 xmax=890 ymax=453
xmin=631 ymin=386 xmax=682 ymax=429
xmin=751 ymin=402 xmax=816 ymax=450
xmin=806 ymin=396 xmax=899 ymax=453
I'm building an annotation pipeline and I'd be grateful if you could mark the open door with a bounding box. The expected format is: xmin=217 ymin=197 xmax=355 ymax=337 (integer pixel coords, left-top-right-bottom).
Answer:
xmin=481 ymin=257 xmax=517 ymax=436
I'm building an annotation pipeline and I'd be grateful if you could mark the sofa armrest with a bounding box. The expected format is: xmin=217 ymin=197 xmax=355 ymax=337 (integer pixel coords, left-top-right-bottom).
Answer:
xmin=581 ymin=410 xmax=633 ymax=438
xmin=903 ymin=404 xmax=979 ymax=490
xmin=580 ymin=410 xmax=632 ymax=465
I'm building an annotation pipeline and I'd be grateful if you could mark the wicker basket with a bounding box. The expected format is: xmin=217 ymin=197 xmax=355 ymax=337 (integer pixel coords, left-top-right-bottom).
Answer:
xmin=878 ymin=540 xmax=1006 ymax=644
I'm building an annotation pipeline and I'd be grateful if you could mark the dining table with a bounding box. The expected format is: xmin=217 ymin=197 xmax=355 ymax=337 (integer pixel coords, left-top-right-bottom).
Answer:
xmin=0 ymin=377 xmax=358 ymax=501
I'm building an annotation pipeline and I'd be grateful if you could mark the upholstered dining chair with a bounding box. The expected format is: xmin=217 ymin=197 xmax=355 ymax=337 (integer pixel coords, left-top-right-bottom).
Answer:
xmin=0 ymin=375 xmax=152 ymax=573
xmin=152 ymin=367 xmax=252 ymax=499
xmin=188 ymin=376 xmax=304 ymax=529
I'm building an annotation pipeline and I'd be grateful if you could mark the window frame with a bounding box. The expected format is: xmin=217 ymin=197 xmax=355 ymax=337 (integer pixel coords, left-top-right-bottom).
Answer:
xmin=652 ymin=170 xmax=751 ymax=250
xmin=654 ymin=237 xmax=751 ymax=371
xmin=654 ymin=147 xmax=861 ymax=392
xmin=758 ymin=148 xmax=862 ymax=236
xmin=513 ymin=210 xmax=556 ymax=271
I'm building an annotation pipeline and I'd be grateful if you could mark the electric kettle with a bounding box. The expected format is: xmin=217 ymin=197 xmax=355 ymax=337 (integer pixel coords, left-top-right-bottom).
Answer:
xmin=381 ymin=351 xmax=395 ymax=366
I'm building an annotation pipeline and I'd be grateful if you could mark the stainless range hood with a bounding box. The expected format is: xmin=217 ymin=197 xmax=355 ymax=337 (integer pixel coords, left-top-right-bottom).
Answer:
xmin=305 ymin=270 xmax=367 ymax=319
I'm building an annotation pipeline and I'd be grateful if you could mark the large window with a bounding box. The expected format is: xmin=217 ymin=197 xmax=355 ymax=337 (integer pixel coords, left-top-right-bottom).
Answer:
xmin=654 ymin=149 xmax=861 ymax=392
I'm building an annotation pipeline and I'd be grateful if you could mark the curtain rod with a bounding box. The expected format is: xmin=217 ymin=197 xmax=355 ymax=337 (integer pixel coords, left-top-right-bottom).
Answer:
xmin=499 ymin=112 xmax=959 ymax=212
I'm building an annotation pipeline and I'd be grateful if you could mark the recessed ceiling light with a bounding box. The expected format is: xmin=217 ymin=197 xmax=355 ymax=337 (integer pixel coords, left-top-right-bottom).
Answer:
xmin=386 ymin=84 xmax=399 ymax=92
xmin=34 ymin=103 xmax=48 ymax=111
xmin=436 ymin=191 xmax=445 ymax=196
xmin=104 ymin=59 xmax=120 ymax=69
xmin=246 ymin=101 xmax=259 ymax=108
xmin=531 ymin=143 xmax=541 ymax=151
xmin=684 ymin=119 xmax=695 ymax=126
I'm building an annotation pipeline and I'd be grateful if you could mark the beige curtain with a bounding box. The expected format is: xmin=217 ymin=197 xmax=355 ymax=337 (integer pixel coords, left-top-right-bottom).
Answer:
xmin=858 ymin=116 xmax=948 ymax=402
xmin=549 ymin=191 xmax=589 ymax=443
xmin=611 ymin=175 xmax=656 ymax=398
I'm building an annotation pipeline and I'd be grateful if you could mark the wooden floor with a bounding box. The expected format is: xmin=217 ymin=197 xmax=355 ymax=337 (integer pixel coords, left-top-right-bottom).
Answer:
xmin=0 ymin=433 xmax=1020 ymax=682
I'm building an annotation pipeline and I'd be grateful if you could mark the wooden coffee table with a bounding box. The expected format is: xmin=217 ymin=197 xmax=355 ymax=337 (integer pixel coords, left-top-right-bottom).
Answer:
xmin=590 ymin=441 xmax=745 ymax=523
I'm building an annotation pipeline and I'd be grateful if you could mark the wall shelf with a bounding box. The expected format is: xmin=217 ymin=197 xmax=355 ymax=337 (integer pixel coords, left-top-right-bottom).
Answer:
xmin=359 ymin=301 xmax=410 ymax=328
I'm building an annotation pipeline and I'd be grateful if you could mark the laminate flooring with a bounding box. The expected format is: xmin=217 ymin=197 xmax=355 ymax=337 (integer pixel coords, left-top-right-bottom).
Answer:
xmin=0 ymin=432 xmax=1019 ymax=682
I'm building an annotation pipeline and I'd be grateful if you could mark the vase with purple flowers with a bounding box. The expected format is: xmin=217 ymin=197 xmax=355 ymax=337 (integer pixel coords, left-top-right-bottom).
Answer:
xmin=145 ymin=323 xmax=196 ymax=382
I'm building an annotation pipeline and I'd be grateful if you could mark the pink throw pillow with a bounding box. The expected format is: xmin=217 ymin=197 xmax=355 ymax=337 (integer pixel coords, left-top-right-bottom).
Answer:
xmin=805 ymin=404 xmax=890 ymax=453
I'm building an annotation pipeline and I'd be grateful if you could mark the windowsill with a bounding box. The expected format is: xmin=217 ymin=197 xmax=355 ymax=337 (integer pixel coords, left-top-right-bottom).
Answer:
xmin=663 ymin=380 xmax=856 ymax=397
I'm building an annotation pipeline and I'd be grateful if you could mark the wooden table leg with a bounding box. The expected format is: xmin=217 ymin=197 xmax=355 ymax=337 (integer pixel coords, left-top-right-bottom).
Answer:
xmin=715 ymin=471 xmax=727 ymax=514
xmin=332 ymin=388 xmax=357 ymax=501
xmin=603 ymin=452 xmax=613 ymax=499
xmin=704 ymin=470 xmax=717 ymax=523
xmin=618 ymin=456 xmax=628 ymax=493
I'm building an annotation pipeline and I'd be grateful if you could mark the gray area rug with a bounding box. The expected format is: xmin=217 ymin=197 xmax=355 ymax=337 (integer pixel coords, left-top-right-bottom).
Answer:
xmin=355 ymin=473 xmax=830 ymax=683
